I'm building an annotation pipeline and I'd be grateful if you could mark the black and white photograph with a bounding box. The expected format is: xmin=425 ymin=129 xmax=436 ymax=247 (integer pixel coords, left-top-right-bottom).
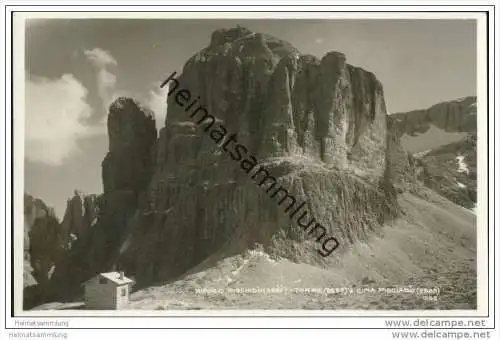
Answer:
xmin=2 ymin=4 xmax=498 ymax=338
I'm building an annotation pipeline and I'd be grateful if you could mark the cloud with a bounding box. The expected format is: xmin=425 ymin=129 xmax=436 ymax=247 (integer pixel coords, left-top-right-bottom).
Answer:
xmin=83 ymin=47 xmax=167 ymax=131
xmin=315 ymin=37 xmax=324 ymax=44
xmin=83 ymin=48 xmax=117 ymax=68
xmin=25 ymin=74 xmax=102 ymax=165
xmin=145 ymin=87 xmax=168 ymax=131
xmin=84 ymin=48 xmax=118 ymax=111
xmin=96 ymin=68 xmax=117 ymax=111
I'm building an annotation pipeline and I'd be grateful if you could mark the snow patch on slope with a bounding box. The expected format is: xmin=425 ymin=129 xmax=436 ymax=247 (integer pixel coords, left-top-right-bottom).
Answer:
xmin=456 ymin=155 xmax=470 ymax=175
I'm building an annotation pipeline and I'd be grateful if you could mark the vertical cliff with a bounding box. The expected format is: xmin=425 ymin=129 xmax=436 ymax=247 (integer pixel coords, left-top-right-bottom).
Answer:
xmin=102 ymin=97 xmax=157 ymax=194
xmin=23 ymin=194 xmax=58 ymax=288
xmin=60 ymin=190 xmax=99 ymax=239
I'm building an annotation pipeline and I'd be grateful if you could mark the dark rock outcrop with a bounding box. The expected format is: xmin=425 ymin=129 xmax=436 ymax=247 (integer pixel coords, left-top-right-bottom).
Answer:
xmin=384 ymin=118 xmax=419 ymax=192
xmin=23 ymin=194 xmax=69 ymax=309
xmin=29 ymin=213 xmax=65 ymax=286
xmin=102 ymin=97 xmax=157 ymax=194
xmin=24 ymin=194 xmax=68 ymax=287
xmin=23 ymin=194 xmax=54 ymax=288
xmin=60 ymin=190 xmax=99 ymax=239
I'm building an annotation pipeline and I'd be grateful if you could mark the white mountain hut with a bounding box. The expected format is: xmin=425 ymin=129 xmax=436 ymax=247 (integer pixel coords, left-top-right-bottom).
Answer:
xmin=82 ymin=271 xmax=134 ymax=310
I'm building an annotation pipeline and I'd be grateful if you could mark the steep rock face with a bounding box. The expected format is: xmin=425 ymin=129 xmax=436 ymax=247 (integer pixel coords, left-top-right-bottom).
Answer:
xmin=163 ymin=28 xmax=387 ymax=178
xmin=119 ymin=27 xmax=398 ymax=286
xmin=102 ymin=97 xmax=157 ymax=194
xmin=260 ymin=51 xmax=387 ymax=177
xmin=23 ymin=194 xmax=54 ymax=288
xmin=28 ymin=213 xmax=66 ymax=287
xmin=384 ymin=119 xmax=418 ymax=192
xmin=60 ymin=190 xmax=99 ymax=239
xmin=24 ymin=194 xmax=67 ymax=287
xmin=99 ymin=96 xmax=157 ymax=249
xmin=23 ymin=194 xmax=71 ymax=309
xmin=24 ymin=195 xmax=51 ymax=258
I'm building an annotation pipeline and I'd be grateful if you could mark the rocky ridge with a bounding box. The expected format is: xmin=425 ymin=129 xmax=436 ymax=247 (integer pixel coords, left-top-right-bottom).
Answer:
xmin=390 ymin=96 xmax=476 ymax=141
xmin=388 ymin=96 xmax=477 ymax=209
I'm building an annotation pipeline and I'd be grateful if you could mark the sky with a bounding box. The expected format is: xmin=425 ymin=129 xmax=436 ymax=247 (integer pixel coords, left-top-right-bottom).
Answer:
xmin=24 ymin=19 xmax=477 ymax=218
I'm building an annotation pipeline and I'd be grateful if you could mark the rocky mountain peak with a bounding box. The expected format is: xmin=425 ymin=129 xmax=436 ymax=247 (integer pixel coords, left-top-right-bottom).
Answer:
xmin=209 ymin=25 xmax=254 ymax=46
xmin=103 ymin=97 xmax=157 ymax=194
xmin=60 ymin=190 xmax=99 ymax=238
xmin=107 ymin=97 xmax=156 ymax=153
xmin=163 ymin=28 xmax=388 ymax=179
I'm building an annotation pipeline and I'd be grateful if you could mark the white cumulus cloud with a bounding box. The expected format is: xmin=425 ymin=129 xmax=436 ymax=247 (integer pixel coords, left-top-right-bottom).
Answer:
xmin=83 ymin=47 xmax=168 ymax=131
xmin=25 ymin=74 xmax=101 ymax=165
xmin=83 ymin=48 xmax=117 ymax=68
xmin=146 ymin=86 xmax=169 ymax=131
xmin=84 ymin=48 xmax=118 ymax=111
